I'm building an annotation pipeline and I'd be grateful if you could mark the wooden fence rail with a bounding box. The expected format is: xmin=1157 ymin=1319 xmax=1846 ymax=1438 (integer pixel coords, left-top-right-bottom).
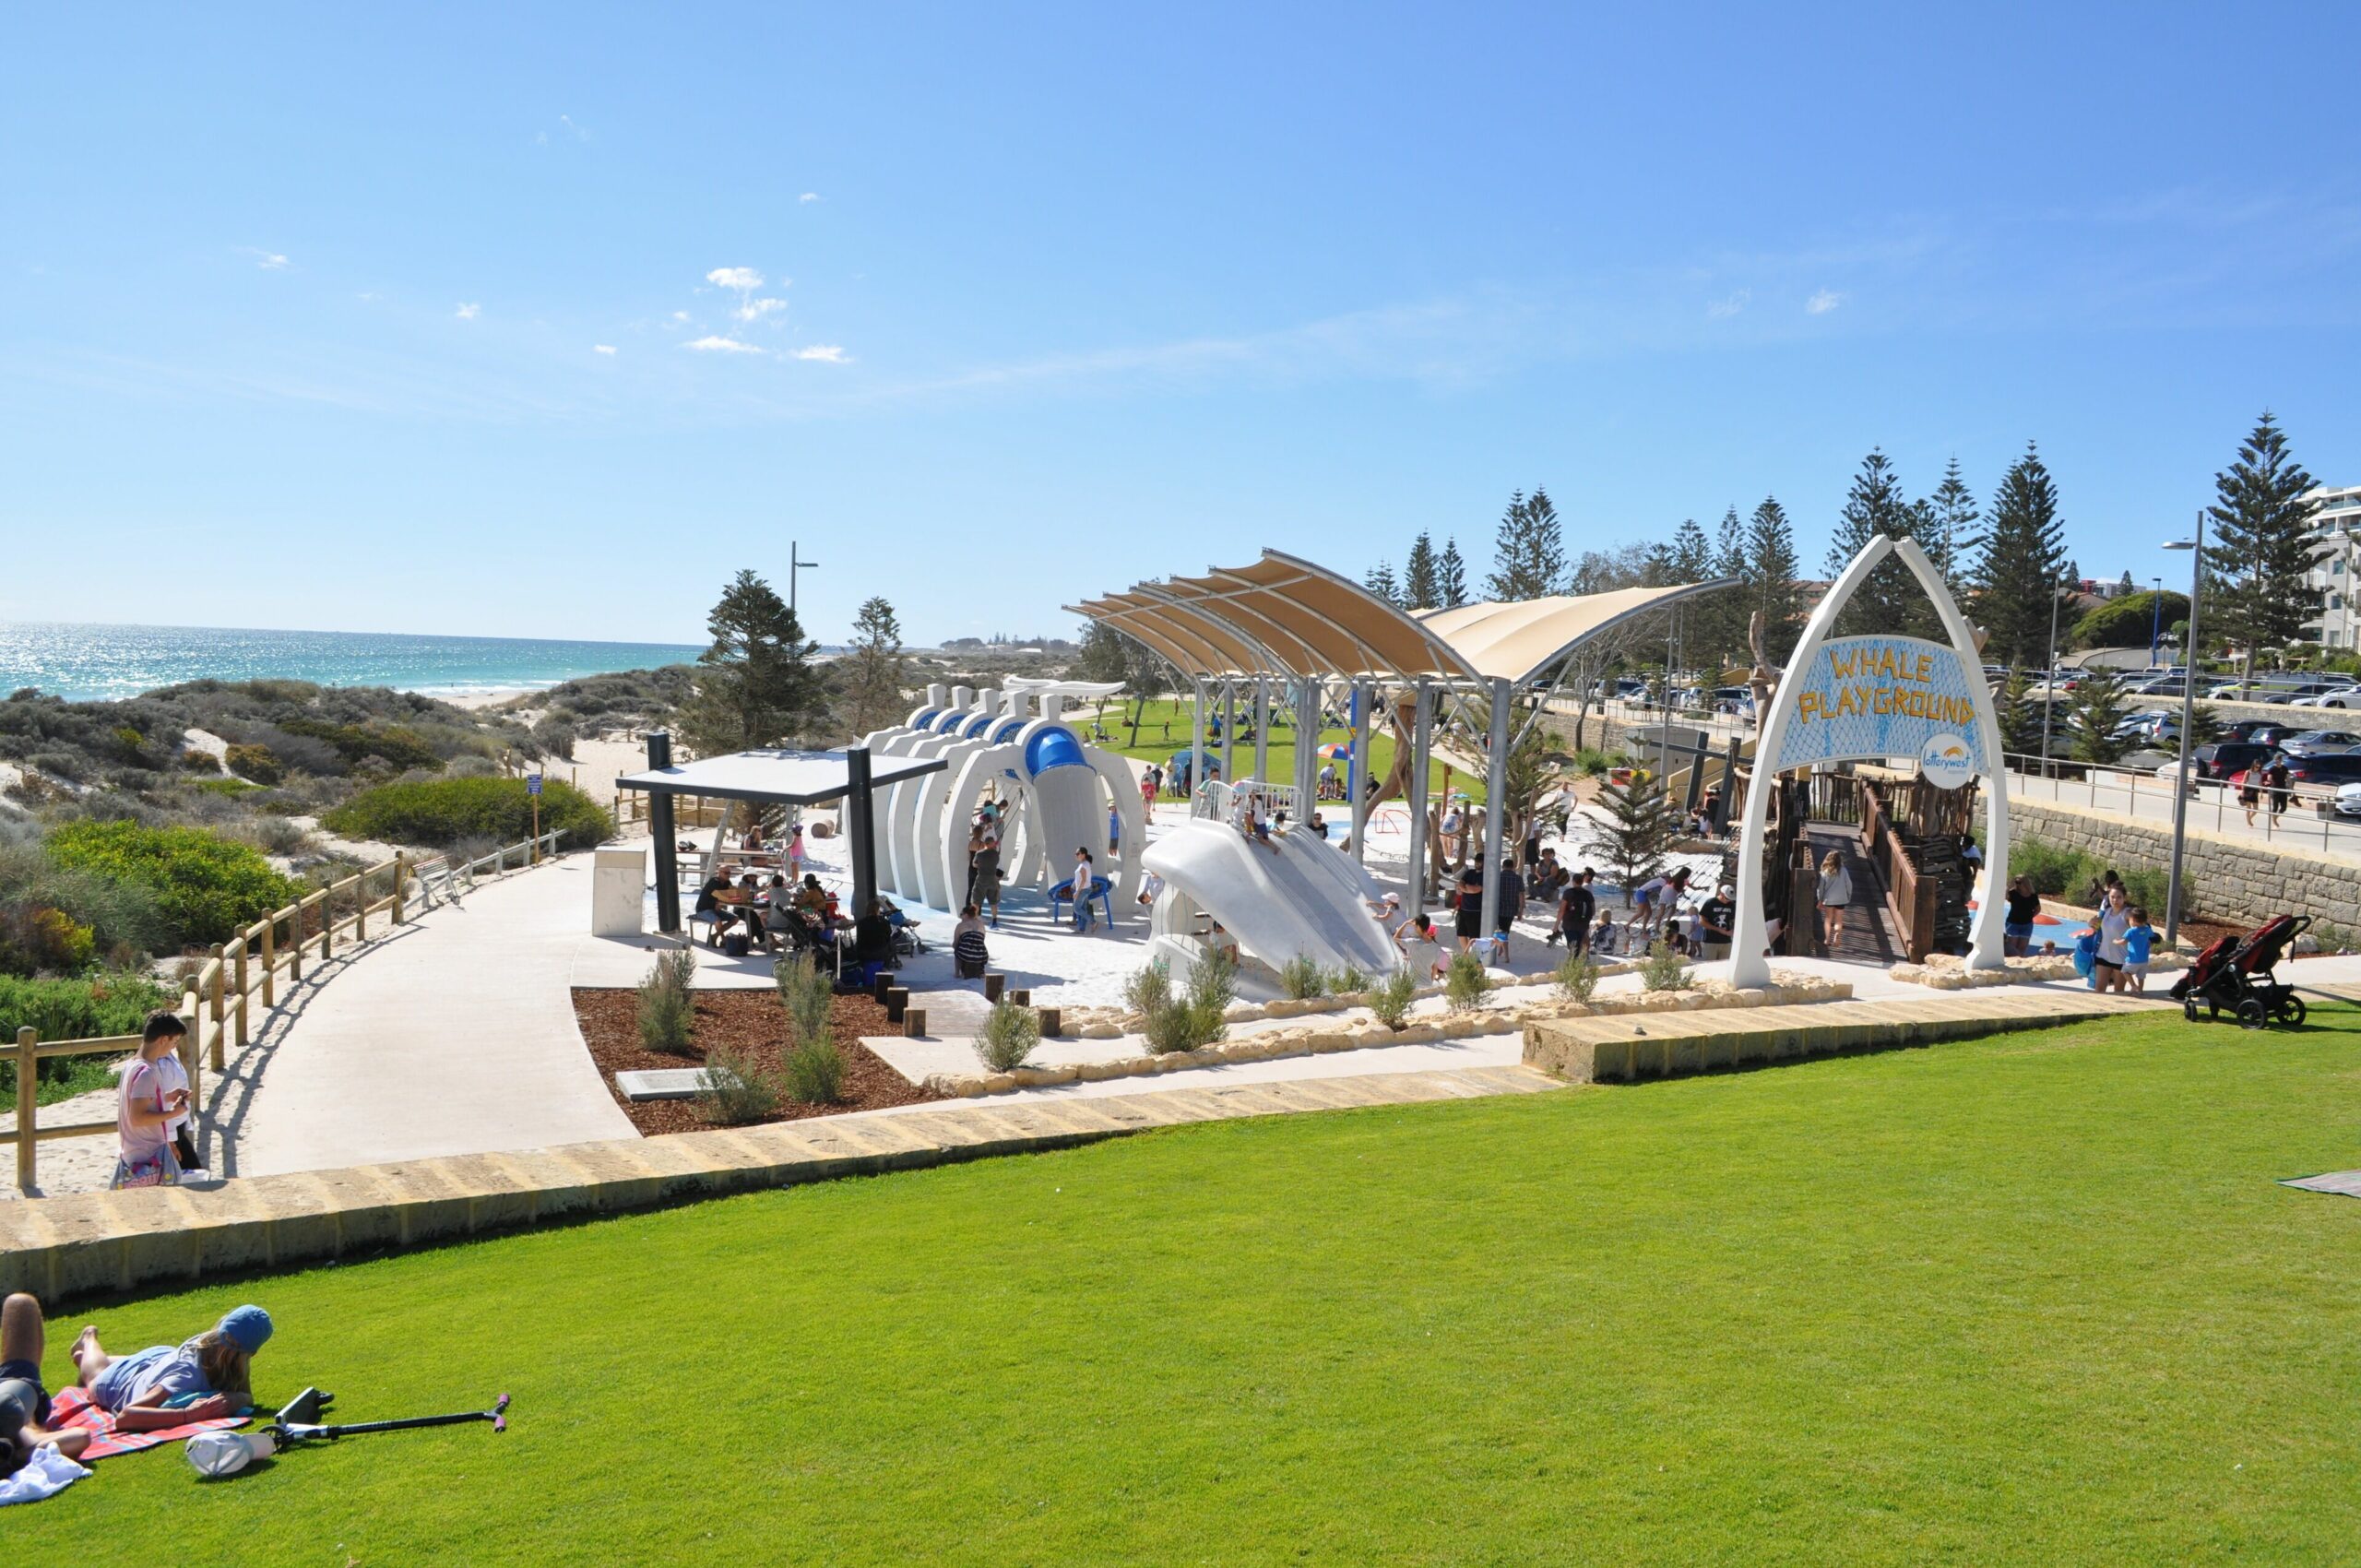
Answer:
xmin=10 ymin=827 xmax=561 ymax=1194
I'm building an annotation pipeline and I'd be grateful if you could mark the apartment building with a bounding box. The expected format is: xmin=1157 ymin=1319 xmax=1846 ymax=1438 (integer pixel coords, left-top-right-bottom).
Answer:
xmin=2304 ymin=483 xmax=2361 ymax=647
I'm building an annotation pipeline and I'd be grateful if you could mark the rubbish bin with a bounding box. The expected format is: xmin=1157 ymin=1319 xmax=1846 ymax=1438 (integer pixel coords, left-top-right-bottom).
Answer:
xmin=592 ymin=848 xmax=647 ymax=937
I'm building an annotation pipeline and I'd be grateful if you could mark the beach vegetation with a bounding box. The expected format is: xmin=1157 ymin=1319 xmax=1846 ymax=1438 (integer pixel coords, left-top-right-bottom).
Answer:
xmin=782 ymin=1037 xmax=847 ymax=1104
xmin=1442 ymin=950 xmax=1489 ymax=1013
xmin=975 ymin=999 xmax=1040 ymax=1073
xmin=44 ymin=818 xmax=302 ymax=950
xmin=677 ymin=569 xmax=825 ymax=755
xmin=1639 ymin=940 xmax=1693 ymax=992
xmin=695 ymin=1043 xmax=779 ymax=1126
xmin=1368 ymin=968 xmax=1418 ymax=1028
xmin=323 ymin=775 xmax=611 ymax=851
xmin=637 ymin=948 xmax=697 ymax=1054
xmin=1552 ymin=948 xmax=1600 ymax=1003
xmin=1278 ymin=952 xmax=1324 ymax=1000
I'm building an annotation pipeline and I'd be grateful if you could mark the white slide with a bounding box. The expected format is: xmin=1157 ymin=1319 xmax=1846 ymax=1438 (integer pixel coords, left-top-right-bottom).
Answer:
xmin=1143 ymin=818 xmax=1405 ymax=980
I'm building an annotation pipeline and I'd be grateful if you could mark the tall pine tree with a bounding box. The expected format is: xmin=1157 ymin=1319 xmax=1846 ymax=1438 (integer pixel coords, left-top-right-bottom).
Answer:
xmin=1704 ymin=505 xmax=1750 ymax=674
xmin=1745 ymin=497 xmax=1807 ymax=665
xmin=1438 ymin=539 xmax=1469 ymax=608
xmin=837 ymin=595 xmax=909 ymax=737
xmin=2202 ymin=411 xmax=2320 ymax=693
xmin=1403 ymin=532 xmax=1441 ymax=610
xmin=1922 ymin=457 xmax=1979 ymax=597
xmin=1969 ymin=444 xmax=2067 ymax=669
xmin=1363 ymin=560 xmax=1402 ymax=606
xmin=678 ymin=568 xmax=823 ymax=756
xmin=1484 ymin=488 xmax=1566 ymax=601
xmin=1827 ymin=448 xmax=1941 ymax=637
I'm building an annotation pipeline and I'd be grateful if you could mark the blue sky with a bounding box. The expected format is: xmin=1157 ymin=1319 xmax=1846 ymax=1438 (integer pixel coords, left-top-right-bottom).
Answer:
xmin=6 ymin=3 xmax=2358 ymax=646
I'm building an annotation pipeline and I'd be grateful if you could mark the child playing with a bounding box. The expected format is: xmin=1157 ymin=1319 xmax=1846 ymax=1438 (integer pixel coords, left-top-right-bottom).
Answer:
xmin=2123 ymin=905 xmax=2155 ymax=992
xmin=1590 ymin=909 xmax=1619 ymax=956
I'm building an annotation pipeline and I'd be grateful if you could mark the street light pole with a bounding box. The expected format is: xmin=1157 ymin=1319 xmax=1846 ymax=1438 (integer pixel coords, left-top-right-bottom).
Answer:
xmin=2149 ymin=577 xmax=2164 ymax=668
xmin=2038 ymin=570 xmax=2066 ymax=776
xmin=2165 ymin=512 xmax=2207 ymax=949
xmin=788 ymin=540 xmax=820 ymax=618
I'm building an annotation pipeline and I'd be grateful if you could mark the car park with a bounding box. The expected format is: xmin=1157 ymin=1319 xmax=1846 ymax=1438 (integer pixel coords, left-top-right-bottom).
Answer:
xmin=2272 ymin=752 xmax=2361 ymax=789
xmin=2336 ymin=781 xmax=2361 ymax=819
xmin=2154 ymin=742 xmax=2275 ymax=785
xmin=2275 ymin=730 xmax=2361 ymax=756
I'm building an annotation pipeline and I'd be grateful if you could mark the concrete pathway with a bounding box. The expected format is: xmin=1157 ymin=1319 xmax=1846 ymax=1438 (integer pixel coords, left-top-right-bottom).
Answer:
xmin=225 ymin=854 xmax=635 ymax=1179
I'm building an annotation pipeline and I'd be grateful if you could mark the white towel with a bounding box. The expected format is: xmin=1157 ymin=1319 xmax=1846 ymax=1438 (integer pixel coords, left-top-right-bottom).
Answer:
xmin=0 ymin=1443 xmax=92 ymax=1506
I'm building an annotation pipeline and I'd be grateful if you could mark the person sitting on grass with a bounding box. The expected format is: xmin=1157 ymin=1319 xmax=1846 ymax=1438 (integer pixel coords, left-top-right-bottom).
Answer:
xmin=953 ymin=904 xmax=991 ymax=980
xmin=2 ymin=1293 xmax=91 ymax=1479
xmin=71 ymin=1305 xmax=272 ymax=1431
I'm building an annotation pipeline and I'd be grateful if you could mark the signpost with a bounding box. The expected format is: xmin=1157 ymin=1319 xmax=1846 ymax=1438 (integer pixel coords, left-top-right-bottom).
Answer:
xmin=527 ymin=773 xmax=542 ymax=863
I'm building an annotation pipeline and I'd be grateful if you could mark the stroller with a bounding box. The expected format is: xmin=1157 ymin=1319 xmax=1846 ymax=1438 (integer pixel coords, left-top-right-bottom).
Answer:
xmin=2168 ymin=914 xmax=2310 ymax=1028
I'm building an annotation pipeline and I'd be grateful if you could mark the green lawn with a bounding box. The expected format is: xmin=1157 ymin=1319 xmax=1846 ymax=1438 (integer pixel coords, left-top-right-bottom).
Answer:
xmin=14 ymin=1008 xmax=2361 ymax=1562
xmin=1086 ymin=695 xmax=1485 ymax=802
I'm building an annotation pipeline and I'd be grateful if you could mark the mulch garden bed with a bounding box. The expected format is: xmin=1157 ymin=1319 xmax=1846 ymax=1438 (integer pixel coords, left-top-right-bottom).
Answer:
xmin=573 ymin=987 xmax=943 ymax=1136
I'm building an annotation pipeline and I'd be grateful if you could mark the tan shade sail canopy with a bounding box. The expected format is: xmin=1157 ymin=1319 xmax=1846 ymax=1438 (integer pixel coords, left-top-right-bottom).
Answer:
xmin=1069 ymin=550 xmax=1481 ymax=682
xmin=1416 ymin=579 xmax=1738 ymax=686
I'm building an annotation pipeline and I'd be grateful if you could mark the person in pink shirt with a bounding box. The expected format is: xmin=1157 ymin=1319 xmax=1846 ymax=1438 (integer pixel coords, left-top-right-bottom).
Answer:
xmin=113 ymin=1013 xmax=189 ymax=1189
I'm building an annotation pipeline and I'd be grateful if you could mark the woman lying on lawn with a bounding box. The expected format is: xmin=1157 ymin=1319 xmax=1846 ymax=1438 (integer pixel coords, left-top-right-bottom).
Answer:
xmin=2 ymin=1292 xmax=92 ymax=1477
xmin=68 ymin=1304 xmax=273 ymax=1430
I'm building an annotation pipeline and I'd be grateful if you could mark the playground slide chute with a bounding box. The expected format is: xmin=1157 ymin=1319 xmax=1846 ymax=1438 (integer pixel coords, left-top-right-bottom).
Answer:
xmin=1143 ymin=819 xmax=1404 ymax=982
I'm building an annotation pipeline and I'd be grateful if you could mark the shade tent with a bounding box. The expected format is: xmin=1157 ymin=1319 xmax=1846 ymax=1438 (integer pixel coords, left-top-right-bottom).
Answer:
xmin=616 ymin=738 xmax=946 ymax=933
xmin=1416 ymin=580 xmax=1738 ymax=686
xmin=1071 ymin=550 xmax=1738 ymax=951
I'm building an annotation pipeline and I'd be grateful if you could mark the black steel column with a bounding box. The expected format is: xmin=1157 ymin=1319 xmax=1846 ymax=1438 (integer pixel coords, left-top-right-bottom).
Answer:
xmin=647 ymin=731 xmax=681 ymax=933
xmin=846 ymin=745 xmax=877 ymax=917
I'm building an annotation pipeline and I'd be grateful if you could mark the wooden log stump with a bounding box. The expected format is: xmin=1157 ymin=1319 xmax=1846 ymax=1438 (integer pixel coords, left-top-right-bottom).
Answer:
xmin=1008 ymin=988 xmax=1031 ymax=1008
xmin=872 ymin=972 xmax=895 ymax=1005
xmin=903 ymin=1007 xmax=927 ymax=1039
xmin=885 ymin=986 xmax=910 ymax=1024
xmin=1037 ymin=1005 xmax=1061 ymax=1038
xmin=983 ymin=973 xmax=1005 ymax=1004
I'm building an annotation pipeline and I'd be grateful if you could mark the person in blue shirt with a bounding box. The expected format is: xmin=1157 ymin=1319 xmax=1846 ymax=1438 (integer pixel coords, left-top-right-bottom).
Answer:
xmin=69 ymin=1304 xmax=272 ymax=1431
xmin=2123 ymin=905 xmax=2156 ymax=992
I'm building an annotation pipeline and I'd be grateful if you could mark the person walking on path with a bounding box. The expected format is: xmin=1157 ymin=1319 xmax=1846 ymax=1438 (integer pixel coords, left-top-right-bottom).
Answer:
xmin=2265 ymin=757 xmax=2294 ymax=823
xmin=2094 ymin=885 xmax=2132 ymax=992
xmin=113 ymin=1013 xmax=189 ymax=1190
xmin=1815 ymin=850 xmax=1854 ymax=954
xmin=1553 ymin=868 xmax=1596 ymax=949
xmin=1139 ymin=766 xmax=1158 ymax=825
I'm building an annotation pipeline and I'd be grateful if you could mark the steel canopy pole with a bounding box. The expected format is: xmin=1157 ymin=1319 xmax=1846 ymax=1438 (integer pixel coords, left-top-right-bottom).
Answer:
xmin=1477 ymin=676 xmax=1510 ymax=948
xmin=1407 ymin=678 xmax=1432 ymax=915
xmin=1253 ymin=677 xmax=1270 ymax=785
xmin=1349 ymin=677 xmax=1372 ymax=865
xmin=1220 ymin=678 xmax=1236 ymax=784
xmin=1191 ymin=676 xmax=1208 ymax=813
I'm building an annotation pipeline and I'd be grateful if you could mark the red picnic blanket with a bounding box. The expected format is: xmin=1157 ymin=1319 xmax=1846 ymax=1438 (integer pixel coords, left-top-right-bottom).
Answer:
xmin=45 ymin=1385 xmax=247 ymax=1460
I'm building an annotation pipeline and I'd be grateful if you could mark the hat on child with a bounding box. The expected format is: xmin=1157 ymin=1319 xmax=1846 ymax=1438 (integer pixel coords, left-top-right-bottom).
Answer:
xmin=219 ymin=1304 xmax=273 ymax=1353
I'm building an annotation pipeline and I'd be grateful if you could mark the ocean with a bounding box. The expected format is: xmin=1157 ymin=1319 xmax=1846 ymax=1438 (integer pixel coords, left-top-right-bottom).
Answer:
xmin=0 ymin=621 xmax=706 ymax=705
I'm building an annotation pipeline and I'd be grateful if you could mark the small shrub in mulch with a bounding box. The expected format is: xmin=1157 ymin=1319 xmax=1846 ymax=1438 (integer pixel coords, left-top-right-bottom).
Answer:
xmin=574 ymin=986 xmax=940 ymax=1136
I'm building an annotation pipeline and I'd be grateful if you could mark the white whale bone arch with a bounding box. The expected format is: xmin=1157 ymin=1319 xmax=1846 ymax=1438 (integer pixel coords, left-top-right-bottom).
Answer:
xmin=1728 ymin=534 xmax=2010 ymax=988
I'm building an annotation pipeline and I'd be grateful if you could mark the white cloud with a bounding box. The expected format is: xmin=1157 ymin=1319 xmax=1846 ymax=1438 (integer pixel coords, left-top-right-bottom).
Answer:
xmin=1706 ymin=288 xmax=1750 ymax=319
xmin=670 ymin=310 xmax=691 ymax=323
xmin=706 ymin=267 xmax=763 ymax=292
xmin=686 ymin=335 xmax=763 ymax=354
xmin=559 ymin=113 xmax=589 ymax=142
xmin=592 ymin=344 xmax=618 ymax=356
xmin=735 ymin=297 xmax=788 ymax=323
xmin=455 ymin=302 xmax=481 ymax=320
xmin=256 ymin=253 xmax=289 ymax=270
xmin=792 ymin=344 xmax=848 ymax=363
xmin=800 ymin=192 xmax=820 ymax=203
xmin=1806 ymin=289 xmax=1845 ymax=315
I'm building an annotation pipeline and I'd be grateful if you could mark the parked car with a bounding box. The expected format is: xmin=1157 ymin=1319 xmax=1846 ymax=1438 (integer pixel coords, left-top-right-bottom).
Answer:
xmin=2218 ymin=719 xmax=2281 ymax=742
xmin=2156 ymin=742 xmax=2275 ymax=784
xmin=2243 ymin=723 xmax=2302 ymax=751
xmin=2275 ymin=730 xmax=2361 ymax=756
xmin=2335 ymin=781 xmax=2361 ymax=819
xmin=2271 ymin=752 xmax=2361 ymax=789
xmin=2290 ymin=690 xmax=2361 ymax=708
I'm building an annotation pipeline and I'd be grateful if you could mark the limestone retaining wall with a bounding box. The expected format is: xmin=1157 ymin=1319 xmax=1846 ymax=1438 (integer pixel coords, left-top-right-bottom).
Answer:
xmin=2008 ymin=796 xmax=2361 ymax=929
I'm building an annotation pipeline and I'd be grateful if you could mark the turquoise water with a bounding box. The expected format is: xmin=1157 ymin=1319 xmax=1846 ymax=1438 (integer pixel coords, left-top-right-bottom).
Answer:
xmin=0 ymin=621 xmax=706 ymax=704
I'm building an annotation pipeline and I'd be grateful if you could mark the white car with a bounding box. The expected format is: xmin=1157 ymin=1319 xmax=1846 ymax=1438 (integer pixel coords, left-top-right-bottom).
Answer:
xmin=2337 ymin=781 xmax=2361 ymax=819
xmin=2290 ymin=691 xmax=2361 ymax=708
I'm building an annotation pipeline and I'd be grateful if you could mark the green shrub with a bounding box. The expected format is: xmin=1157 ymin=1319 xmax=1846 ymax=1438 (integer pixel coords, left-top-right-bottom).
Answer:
xmin=0 ymin=843 xmax=172 ymax=963
xmin=1142 ymin=950 xmax=1232 ymax=1053
xmin=1443 ymin=950 xmax=1489 ymax=1013
xmin=1368 ymin=968 xmax=1418 ymax=1028
xmin=1122 ymin=961 xmax=1172 ymax=1019
xmin=1279 ymin=953 xmax=1324 ymax=1000
xmin=976 ymin=999 xmax=1041 ymax=1073
xmin=225 ymin=743 xmax=284 ymax=784
xmin=1329 ymin=962 xmax=1370 ymax=996
xmin=773 ymin=953 xmax=835 ymax=1049
xmin=45 ymin=818 xmax=302 ymax=950
xmin=0 ymin=905 xmax=94 ymax=976
xmin=696 ymin=1043 xmax=778 ymax=1125
xmin=0 ymin=970 xmax=174 ymax=1101
xmin=783 ymin=1038 xmax=847 ymax=1104
xmin=190 ymin=777 xmax=260 ymax=797
xmin=2010 ymin=837 xmax=2086 ymax=897
xmin=1640 ymin=940 xmax=1693 ymax=992
xmin=279 ymin=717 xmax=445 ymax=773
xmin=323 ymin=776 xmax=612 ymax=851
xmin=1553 ymin=948 xmax=1600 ymax=1003
xmin=636 ymin=948 xmax=696 ymax=1053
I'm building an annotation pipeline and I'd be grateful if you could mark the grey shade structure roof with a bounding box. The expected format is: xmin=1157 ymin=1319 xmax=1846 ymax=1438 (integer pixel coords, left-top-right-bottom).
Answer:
xmin=616 ymin=748 xmax=947 ymax=807
xmin=1415 ymin=578 xmax=1740 ymax=686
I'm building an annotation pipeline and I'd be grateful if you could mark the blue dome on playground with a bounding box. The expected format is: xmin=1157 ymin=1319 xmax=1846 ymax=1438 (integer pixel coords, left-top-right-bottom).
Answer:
xmin=991 ymin=718 xmax=1027 ymax=743
xmin=908 ymin=707 xmax=938 ymax=730
xmin=1026 ymin=726 xmax=1087 ymax=777
xmin=961 ymin=711 xmax=996 ymax=737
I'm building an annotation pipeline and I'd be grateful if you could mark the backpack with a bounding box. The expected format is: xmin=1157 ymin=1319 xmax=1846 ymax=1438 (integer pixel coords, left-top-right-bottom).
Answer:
xmin=722 ymin=931 xmax=752 ymax=958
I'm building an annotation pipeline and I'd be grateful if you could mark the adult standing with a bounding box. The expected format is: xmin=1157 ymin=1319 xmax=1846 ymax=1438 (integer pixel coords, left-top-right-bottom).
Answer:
xmin=1697 ymin=881 xmax=1737 ymax=960
xmin=1554 ymin=867 xmax=1596 ymax=949
xmin=2094 ymin=885 xmax=2132 ymax=992
xmin=2265 ymin=756 xmax=2294 ymax=821
xmin=113 ymin=1013 xmax=189 ymax=1190
xmin=2002 ymin=875 xmax=2042 ymax=958
xmin=1453 ymin=861 xmax=1485 ymax=952
xmin=1494 ymin=860 xmax=1525 ymax=959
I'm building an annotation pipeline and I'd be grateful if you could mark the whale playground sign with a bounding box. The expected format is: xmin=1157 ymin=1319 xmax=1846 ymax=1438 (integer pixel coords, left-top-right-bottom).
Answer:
xmin=1730 ymin=536 xmax=2011 ymax=987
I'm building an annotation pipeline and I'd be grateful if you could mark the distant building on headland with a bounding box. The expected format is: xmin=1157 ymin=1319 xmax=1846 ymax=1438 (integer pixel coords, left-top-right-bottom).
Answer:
xmin=2302 ymin=483 xmax=2361 ymax=649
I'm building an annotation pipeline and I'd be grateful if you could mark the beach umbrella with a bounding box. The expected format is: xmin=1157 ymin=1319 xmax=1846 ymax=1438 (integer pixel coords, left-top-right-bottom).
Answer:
xmin=1315 ymin=742 xmax=1354 ymax=760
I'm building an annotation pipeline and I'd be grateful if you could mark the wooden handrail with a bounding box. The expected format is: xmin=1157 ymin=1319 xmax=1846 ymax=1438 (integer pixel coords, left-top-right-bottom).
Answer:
xmin=8 ymin=832 xmax=549 ymax=1194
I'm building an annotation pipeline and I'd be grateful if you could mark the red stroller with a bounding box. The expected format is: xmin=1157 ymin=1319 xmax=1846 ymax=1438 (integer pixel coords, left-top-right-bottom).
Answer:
xmin=2168 ymin=914 xmax=2309 ymax=1028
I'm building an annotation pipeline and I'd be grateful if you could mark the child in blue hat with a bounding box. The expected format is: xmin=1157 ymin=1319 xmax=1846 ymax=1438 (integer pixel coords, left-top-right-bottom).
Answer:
xmin=69 ymin=1305 xmax=271 ymax=1431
